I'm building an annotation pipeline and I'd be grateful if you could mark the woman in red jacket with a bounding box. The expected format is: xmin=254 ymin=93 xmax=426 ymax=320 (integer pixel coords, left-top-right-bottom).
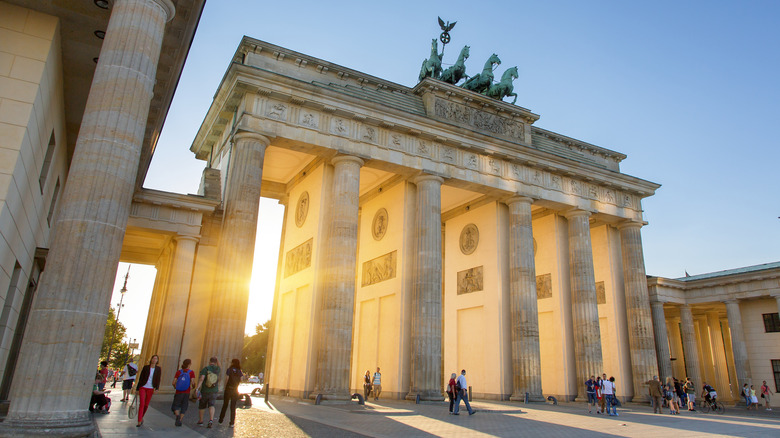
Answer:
xmin=135 ymin=355 xmax=161 ymax=427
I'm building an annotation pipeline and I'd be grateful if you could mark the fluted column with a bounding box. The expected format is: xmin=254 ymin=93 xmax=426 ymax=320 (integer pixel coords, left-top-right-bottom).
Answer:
xmin=313 ymin=156 xmax=363 ymax=400
xmin=203 ymin=132 xmax=269 ymax=371
xmin=564 ymin=209 xmax=603 ymax=401
xmin=725 ymin=300 xmax=752 ymax=392
xmin=679 ymin=305 xmax=703 ymax=388
xmin=706 ymin=311 xmax=732 ymax=400
xmin=506 ymin=197 xmax=543 ymax=402
xmin=650 ymin=301 xmax=673 ymax=382
xmin=407 ymin=174 xmax=444 ymax=401
xmin=617 ymin=222 xmax=658 ymax=401
xmin=0 ymin=1 xmax=174 ymax=436
xmin=157 ymin=235 xmax=199 ymax=391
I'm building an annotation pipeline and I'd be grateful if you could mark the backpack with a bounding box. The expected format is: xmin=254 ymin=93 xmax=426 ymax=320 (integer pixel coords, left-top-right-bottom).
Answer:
xmin=175 ymin=369 xmax=191 ymax=391
xmin=127 ymin=364 xmax=137 ymax=377
xmin=205 ymin=368 xmax=219 ymax=388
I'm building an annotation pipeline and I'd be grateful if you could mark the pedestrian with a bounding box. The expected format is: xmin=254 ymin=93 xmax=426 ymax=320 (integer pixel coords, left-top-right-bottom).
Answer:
xmin=665 ymin=377 xmax=679 ymax=414
xmin=452 ymin=369 xmax=476 ymax=415
xmin=172 ymin=358 xmax=195 ymax=427
xmin=89 ymin=373 xmax=111 ymax=414
xmin=121 ymin=357 xmax=137 ymax=401
xmin=743 ymin=383 xmax=751 ymax=409
xmin=595 ymin=376 xmax=604 ymax=414
xmin=749 ymin=385 xmax=759 ymax=410
xmin=110 ymin=367 xmax=117 ymax=388
xmin=135 ymin=354 xmax=161 ymax=427
xmin=372 ymin=367 xmax=382 ymax=401
xmin=598 ymin=373 xmax=608 ymax=414
xmin=646 ymin=375 xmax=663 ymax=414
xmin=447 ymin=373 xmax=457 ymax=413
xmin=761 ymin=380 xmax=773 ymax=410
xmin=674 ymin=377 xmax=685 ymax=407
xmin=197 ymin=356 xmax=221 ymax=428
xmin=585 ymin=375 xmax=597 ymax=413
xmin=363 ymin=370 xmax=372 ymax=400
xmin=219 ymin=358 xmax=244 ymax=427
xmin=602 ymin=376 xmax=617 ymax=416
xmin=97 ymin=361 xmax=109 ymax=391
xmin=683 ymin=377 xmax=696 ymax=411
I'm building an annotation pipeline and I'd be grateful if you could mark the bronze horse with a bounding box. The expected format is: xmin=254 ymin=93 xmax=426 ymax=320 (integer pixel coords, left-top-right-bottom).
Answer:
xmin=440 ymin=45 xmax=470 ymax=85
xmin=461 ymin=53 xmax=501 ymax=94
xmin=419 ymin=39 xmax=443 ymax=82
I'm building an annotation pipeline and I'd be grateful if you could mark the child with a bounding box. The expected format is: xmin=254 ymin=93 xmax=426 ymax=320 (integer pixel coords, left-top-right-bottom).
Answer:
xmin=90 ymin=373 xmax=111 ymax=414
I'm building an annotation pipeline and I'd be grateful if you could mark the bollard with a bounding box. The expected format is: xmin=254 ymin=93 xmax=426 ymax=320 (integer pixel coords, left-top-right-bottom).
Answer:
xmin=468 ymin=386 xmax=472 ymax=402
xmin=352 ymin=393 xmax=365 ymax=405
xmin=547 ymin=396 xmax=558 ymax=405
xmin=416 ymin=394 xmax=421 ymax=404
xmin=315 ymin=393 xmax=323 ymax=405
xmin=524 ymin=392 xmax=529 ymax=404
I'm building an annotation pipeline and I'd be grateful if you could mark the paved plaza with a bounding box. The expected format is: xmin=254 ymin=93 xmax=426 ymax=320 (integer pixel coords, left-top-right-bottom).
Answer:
xmin=94 ymin=385 xmax=780 ymax=437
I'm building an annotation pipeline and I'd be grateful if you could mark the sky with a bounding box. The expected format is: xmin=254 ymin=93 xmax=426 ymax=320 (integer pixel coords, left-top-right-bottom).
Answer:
xmin=109 ymin=0 xmax=779 ymax=345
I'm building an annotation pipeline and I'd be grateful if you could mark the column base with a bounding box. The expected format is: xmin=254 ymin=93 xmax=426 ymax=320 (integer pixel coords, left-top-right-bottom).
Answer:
xmin=405 ymin=391 xmax=445 ymax=402
xmin=0 ymin=414 xmax=95 ymax=438
xmin=510 ymin=392 xmax=545 ymax=402
xmin=308 ymin=391 xmax=352 ymax=402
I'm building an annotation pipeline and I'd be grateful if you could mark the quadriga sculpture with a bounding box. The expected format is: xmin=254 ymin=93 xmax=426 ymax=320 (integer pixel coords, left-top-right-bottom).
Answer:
xmin=419 ymin=39 xmax=443 ymax=82
xmin=440 ymin=45 xmax=470 ymax=85
xmin=461 ymin=53 xmax=501 ymax=94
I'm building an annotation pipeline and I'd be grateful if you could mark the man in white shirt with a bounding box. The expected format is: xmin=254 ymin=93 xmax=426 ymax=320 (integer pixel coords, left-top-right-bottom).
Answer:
xmin=452 ymin=369 xmax=476 ymax=415
xmin=121 ymin=357 xmax=138 ymax=402
xmin=602 ymin=376 xmax=617 ymax=416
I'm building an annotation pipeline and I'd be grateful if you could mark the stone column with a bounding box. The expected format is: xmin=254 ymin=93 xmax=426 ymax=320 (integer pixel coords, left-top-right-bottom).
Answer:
xmin=407 ymin=174 xmax=444 ymax=401
xmin=706 ymin=311 xmax=732 ymax=400
xmin=563 ymin=210 xmax=603 ymax=401
xmin=156 ymin=235 xmax=199 ymax=390
xmin=0 ymin=1 xmax=174 ymax=435
xmin=650 ymin=301 xmax=673 ymax=382
xmin=679 ymin=305 xmax=703 ymax=388
xmin=203 ymin=132 xmax=269 ymax=369
xmin=506 ymin=197 xmax=543 ymax=402
xmin=617 ymin=222 xmax=658 ymax=401
xmin=725 ymin=300 xmax=752 ymax=392
xmin=313 ymin=156 xmax=363 ymax=400
xmin=774 ymin=293 xmax=780 ymax=315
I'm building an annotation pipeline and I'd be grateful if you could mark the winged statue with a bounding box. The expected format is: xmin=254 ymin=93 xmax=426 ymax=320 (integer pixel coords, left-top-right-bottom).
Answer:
xmin=438 ymin=16 xmax=456 ymax=32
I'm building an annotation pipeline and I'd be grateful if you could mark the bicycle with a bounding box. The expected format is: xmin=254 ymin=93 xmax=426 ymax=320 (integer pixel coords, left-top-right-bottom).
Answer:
xmin=700 ymin=397 xmax=726 ymax=414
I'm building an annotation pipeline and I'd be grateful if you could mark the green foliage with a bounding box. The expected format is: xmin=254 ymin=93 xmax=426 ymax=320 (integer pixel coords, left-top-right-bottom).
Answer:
xmin=100 ymin=307 xmax=129 ymax=369
xmin=241 ymin=320 xmax=271 ymax=375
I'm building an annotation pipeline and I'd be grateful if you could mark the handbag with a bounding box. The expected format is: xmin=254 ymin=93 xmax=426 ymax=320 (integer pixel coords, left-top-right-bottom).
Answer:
xmin=611 ymin=396 xmax=618 ymax=406
xmin=128 ymin=394 xmax=138 ymax=419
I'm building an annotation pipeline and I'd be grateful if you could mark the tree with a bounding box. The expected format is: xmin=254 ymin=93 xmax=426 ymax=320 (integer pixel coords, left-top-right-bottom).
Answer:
xmin=242 ymin=320 xmax=270 ymax=375
xmin=100 ymin=307 xmax=129 ymax=369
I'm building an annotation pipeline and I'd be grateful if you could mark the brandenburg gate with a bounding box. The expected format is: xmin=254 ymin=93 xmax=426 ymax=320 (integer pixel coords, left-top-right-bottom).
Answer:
xmin=190 ymin=36 xmax=661 ymax=402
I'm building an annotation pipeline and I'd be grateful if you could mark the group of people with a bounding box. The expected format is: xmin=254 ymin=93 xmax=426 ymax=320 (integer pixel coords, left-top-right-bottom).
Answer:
xmin=362 ymin=367 xmax=382 ymax=401
xmin=446 ymin=369 xmax=477 ymax=416
xmin=743 ymin=381 xmax=774 ymax=411
xmin=585 ymin=374 xmax=619 ymax=416
xmin=90 ymin=355 xmax=249 ymax=429
xmin=646 ymin=376 xmax=700 ymax=414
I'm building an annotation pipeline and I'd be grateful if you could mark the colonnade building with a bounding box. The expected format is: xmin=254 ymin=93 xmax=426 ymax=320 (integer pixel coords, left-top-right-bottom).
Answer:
xmin=1 ymin=0 xmax=778 ymax=436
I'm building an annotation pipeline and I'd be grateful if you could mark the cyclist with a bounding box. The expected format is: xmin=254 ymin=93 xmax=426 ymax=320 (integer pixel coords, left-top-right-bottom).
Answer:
xmin=701 ymin=382 xmax=717 ymax=405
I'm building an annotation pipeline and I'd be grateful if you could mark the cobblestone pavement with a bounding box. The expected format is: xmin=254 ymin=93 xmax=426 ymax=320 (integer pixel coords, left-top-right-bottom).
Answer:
xmin=96 ymin=388 xmax=780 ymax=437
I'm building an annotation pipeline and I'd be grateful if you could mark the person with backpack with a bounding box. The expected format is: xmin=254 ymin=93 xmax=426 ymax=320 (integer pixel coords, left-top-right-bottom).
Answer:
xmin=171 ymin=358 xmax=195 ymax=427
xmin=121 ymin=357 xmax=138 ymax=401
xmin=197 ymin=356 xmax=221 ymax=428
xmin=219 ymin=358 xmax=244 ymax=427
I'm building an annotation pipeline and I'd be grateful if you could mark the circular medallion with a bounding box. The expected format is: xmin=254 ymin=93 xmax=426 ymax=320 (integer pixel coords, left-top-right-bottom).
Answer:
xmin=372 ymin=208 xmax=388 ymax=241
xmin=295 ymin=191 xmax=309 ymax=228
xmin=459 ymin=223 xmax=479 ymax=255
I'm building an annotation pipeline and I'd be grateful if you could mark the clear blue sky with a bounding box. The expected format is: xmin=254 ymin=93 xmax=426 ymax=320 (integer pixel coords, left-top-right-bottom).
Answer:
xmin=114 ymin=0 xmax=779 ymax=341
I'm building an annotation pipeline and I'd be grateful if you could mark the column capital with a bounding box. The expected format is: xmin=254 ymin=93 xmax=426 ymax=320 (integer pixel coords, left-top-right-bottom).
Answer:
xmin=174 ymin=234 xmax=200 ymax=243
xmin=331 ymin=155 xmax=364 ymax=167
xmin=148 ymin=0 xmax=176 ymax=22
xmin=723 ymin=299 xmax=740 ymax=305
xmin=616 ymin=220 xmax=643 ymax=231
xmin=412 ymin=173 xmax=444 ymax=185
xmin=233 ymin=131 xmax=272 ymax=146
xmin=505 ymin=195 xmax=534 ymax=206
xmin=563 ymin=208 xmax=591 ymax=220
